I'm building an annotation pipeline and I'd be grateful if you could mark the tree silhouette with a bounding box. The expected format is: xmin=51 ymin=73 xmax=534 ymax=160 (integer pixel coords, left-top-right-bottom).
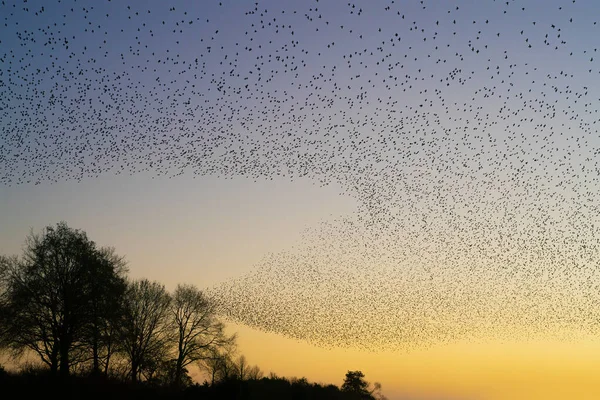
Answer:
xmin=232 ymin=354 xmax=263 ymax=381
xmin=0 ymin=255 xmax=14 ymax=348
xmin=170 ymin=283 xmax=235 ymax=387
xmin=119 ymin=279 xmax=171 ymax=383
xmin=369 ymin=381 xmax=388 ymax=400
xmin=0 ymin=222 xmax=125 ymax=377
xmin=199 ymin=344 xmax=237 ymax=385
xmin=1 ymin=223 xmax=387 ymax=400
xmin=341 ymin=370 xmax=375 ymax=399
xmin=80 ymin=246 xmax=128 ymax=376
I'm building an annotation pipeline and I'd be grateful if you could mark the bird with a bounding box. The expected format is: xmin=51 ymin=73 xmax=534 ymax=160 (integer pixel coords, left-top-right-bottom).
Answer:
xmin=1 ymin=0 xmax=600 ymax=351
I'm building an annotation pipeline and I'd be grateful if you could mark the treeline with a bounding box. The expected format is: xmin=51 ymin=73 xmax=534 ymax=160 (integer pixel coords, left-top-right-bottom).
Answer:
xmin=0 ymin=222 xmax=235 ymax=386
xmin=0 ymin=366 xmax=384 ymax=400
xmin=0 ymin=222 xmax=386 ymax=399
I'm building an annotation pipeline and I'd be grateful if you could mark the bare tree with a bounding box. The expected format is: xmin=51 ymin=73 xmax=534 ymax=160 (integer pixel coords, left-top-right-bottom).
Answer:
xmin=0 ymin=223 xmax=121 ymax=377
xmin=199 ymin=344 xmax=237 ymax=385
xmin=235 ymin=354 xmax=249 ymax=381
xmin=119 ymin=279 xmax=172 ymax=383
xmin=0 ymin=255 xmax=14 ymax=349
xmin=246 ymin=364 xmax=264 ymax=380
xmin=80 ymin=246 xmax=128 ymax=376
xmin=170 ymin=284 xmax=235 ymax=387
xmin=232 ymin=354 xmax=263 ymax=381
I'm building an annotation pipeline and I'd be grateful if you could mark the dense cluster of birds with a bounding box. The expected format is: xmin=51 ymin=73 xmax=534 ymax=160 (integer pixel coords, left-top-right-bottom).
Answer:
xmin=2 ymin=0 xmax=600 ymax=350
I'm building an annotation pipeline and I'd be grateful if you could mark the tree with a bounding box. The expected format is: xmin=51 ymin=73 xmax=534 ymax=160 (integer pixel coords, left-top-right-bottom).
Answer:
xmin=170 ymin=284 xmax=235 ymax=387
xmin=341 ymin=370 xmax=375 ymax=400
xmin=233 ymin=354 xmax=263 ymax=381
xmin=79 ymin=247 xmax=128 ymax=376
xmin=246 ymin=364 xmax=264 ymax=380
xmin=119 ymin=279 xmax=171 ymax=383
xmin=0 ymin=255 xmax=14 ymax=349
xmin=0 ymin=223 xmax=125 ymax=377
xmin=235 ymin=354 xmax=248 ymax=381
xmin=199 ymin=344 xmax=237 ymax=385
xmin=369 ymin=381 xmax=388 ymax=400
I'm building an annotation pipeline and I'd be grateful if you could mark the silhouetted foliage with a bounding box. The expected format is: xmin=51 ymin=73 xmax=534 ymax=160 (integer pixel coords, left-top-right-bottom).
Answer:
xmin=232 ymin=354 xmax=263 ymax=381
xmin=0 ymin=255 xmax=13 ymax=348
xmin=0 ymin=222 xmax=127 ymax=377
xmin=149 ymin=358 xmax=193 ymax=388
xmin=119 ymin=279 xmax=172 ymax=383
xmin=170 ymin=283 xmax=235 ymax=387
xmin=195 ymin=374 xmax=366 ymax=400
xmin=0 ymin=367 xmax=384 ymax=400
xmin=0 ymin=223 xmax=387 ymax=399
xmin=341 ymin=370 xmax=375 ymax=400
xmin=198 ymin=344 xmax=238 ymax=385
xmin=0 ymin=363 xmax=7 ymax=380
xmin=81 ymin=246 xmax=129 ymax=377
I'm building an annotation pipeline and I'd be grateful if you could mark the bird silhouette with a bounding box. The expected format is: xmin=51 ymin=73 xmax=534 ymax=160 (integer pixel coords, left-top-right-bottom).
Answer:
xmin=1 ymin=0 xmax=600 ymax=350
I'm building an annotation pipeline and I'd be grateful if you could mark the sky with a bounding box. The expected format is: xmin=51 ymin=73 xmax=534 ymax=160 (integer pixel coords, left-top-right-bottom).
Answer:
xmin=2 ymin=0 xmax=600 ymax=399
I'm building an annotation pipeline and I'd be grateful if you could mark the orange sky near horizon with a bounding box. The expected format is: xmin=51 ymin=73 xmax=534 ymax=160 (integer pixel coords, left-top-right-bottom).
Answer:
xmin=2 ymin=175 xmax=600 ymax=400
xmin=3 ymin=322 xmax=600 ymax=400
xmin=224 ymin=324 xmax=600 ymax=400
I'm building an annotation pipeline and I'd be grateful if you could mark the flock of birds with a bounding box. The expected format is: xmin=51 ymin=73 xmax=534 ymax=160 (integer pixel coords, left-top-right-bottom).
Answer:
xmin=2 ymin=0 xmax=600 ymax=351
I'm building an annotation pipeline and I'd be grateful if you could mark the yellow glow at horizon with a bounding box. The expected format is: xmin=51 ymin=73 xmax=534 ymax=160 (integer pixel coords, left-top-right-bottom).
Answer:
xmin=4 ymin=176 xmax=600 ymax=399
xmin=223 ymin=323 xmax=600 ymax=400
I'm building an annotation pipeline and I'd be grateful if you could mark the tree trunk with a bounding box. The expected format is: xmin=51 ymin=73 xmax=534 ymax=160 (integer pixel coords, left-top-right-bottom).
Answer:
xmin=92 ymin=334 xmax=99 ymax=376
xmin=59 ymin=338 xmax=70 ymax=377
xmin=175 ymin=357 xmax=185 ymax=387
xmin=50 ymin=357 xmax=59 ymax=376
xmin=50 ymin=341 xmax=60 ymax=376
xmin=103 ymin=346 xmax=112 ymax=377
xmin=103 ymin=326 xmax=115 ymax=376
xmin=131 ymin=358 xmax=139 ymax=383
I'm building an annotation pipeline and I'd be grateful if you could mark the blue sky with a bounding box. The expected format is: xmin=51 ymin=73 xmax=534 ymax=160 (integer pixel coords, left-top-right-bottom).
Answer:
xmin=2 ymin=1 xmax=600 ymax=397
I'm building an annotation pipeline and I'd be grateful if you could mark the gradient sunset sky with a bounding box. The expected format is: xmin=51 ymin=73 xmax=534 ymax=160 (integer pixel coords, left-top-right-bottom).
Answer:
xmin=2 ymin=0 xmax=600 ymax=399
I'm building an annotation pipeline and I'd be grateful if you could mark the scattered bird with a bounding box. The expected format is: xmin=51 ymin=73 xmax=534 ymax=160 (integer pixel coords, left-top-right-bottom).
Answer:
xmin=1 ymin=0 xmax=600 ymax=351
